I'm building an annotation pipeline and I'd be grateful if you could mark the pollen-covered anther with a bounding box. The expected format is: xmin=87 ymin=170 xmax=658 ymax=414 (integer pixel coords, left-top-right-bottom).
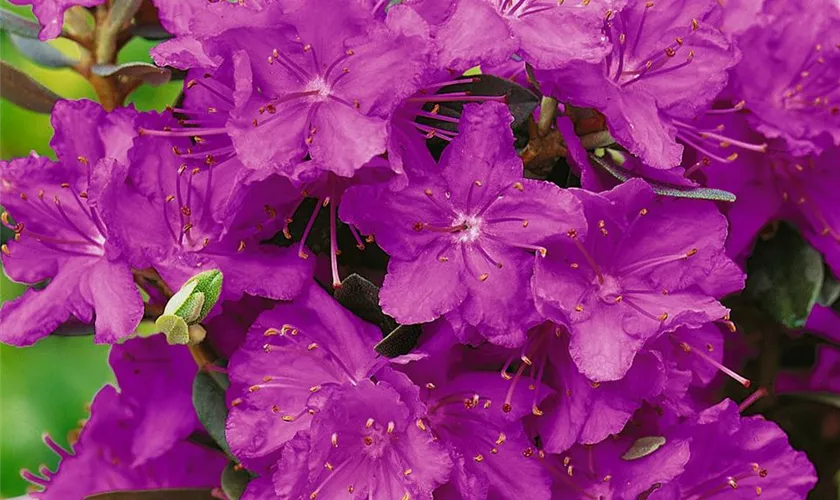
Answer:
xmin=416 ymin=419 xmax=427 ymax=431
xmin=474 ymin=180 xmax=483 ymax=187
xmin=282 ymin=415 xmax=295 ymax=422
xmin=574 ymin=304 xmax=584 ymax=312
xmin=478 ymin=273 xmax=489 ymax=281
xmin=387 ymin=421 xmax=395 ymax=434
xmin=77 ymin=155 xmax=89 ymax=165
xmin=691 ymin=18 xmax=699 ymax=30
xmin=727 ymin=477 xmax=738 ymax=489
xmin=166 ymin=195 xmax=176 ymax=202
xmin=532 ymin=405 xmax=544 ymax=416
xmin=685 ymin=248 xmax=698 ymax=257
xmin=474 ymin=454 xmax=485 ymax=463
xmin=1 ymin=244 xmax=10 ymax=256
xmin=425 ymin=382 xmax=436 ymax=390
xmin=307 ymin=342 xmax=318 ymax=351
xmin=659 ymin=312 xmax=669 ymax=321
xmin=248 ymin=385 xmax=261 ymax=393
xmin=424 ymin=188 xmax=433 ymax=196
xmin=231 ymin=398 xmax=243 ymax=407
xmin=331 ymin=432 xmax=339 ymax=447
xmin=365 ymin=418 xmax=374 ymax=429
xmin=237 ymin=240 xmax=246 ymax=252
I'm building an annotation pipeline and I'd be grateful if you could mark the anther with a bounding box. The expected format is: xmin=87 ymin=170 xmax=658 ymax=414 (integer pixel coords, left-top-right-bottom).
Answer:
xmin=237 ymin=240 xmax=246 ymax=252
xmin=479 ymin=273 xmax=489 ymax=281
xmin=416 ymin=419 xmax=427 ymax=431
xmin=474 ymin=454 xmax=484 ymax=463
xmin=366 ymin=418 xmax=374 ymax=429
xmin=331 ymin=433 xmax=338 ymax=447
xmin=387 ymin=421 xmax=395 ymax=434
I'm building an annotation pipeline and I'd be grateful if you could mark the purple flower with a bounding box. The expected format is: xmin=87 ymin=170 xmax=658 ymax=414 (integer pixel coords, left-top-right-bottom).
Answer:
xmin=535 ymin=0 xmax=739 ymax=168
xmin=730 ymin=0 xmax=840 ymax=156
xmin=109 ymin=334 xmax=200 ymax=466
xmin=158 ymin=0 xmax=432 ymax=178
xmin=658 ymin=399 xmax=817 ymax=498
xmin=272 ymin=379 xmax=453 ymax=499
xmin=533 ymin=179 xmax=743 ymax=382
xmin=546 ymin=418 xmax=691 ymax=499
xmin=97 ymin=109 xmax=313 ymax=302
xmin=0 ymin=100 xmax=143 ymax=346
xmin=494 ymin=322 xmax=666 ymax=454
xmin=8 ymin=0 xmax=103 ymax=40
xmin=699 ymin=125 xmax=840 ymax=270
xmin=22 ymin=385 xmax=226 ymax=499
xmin=341 ymin=103 xmax=584 ymax=345
xmin=225 ymin=282 xmax=383 ymax=470
xmin=393 ymin=331 xmax=553 ymax=498
xmin=410 ymin=0 xmax=616 ymax=71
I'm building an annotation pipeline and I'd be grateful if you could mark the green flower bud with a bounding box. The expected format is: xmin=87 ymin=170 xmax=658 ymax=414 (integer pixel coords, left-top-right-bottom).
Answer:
xmin=156 ymin=269 xmax=223 ymax=345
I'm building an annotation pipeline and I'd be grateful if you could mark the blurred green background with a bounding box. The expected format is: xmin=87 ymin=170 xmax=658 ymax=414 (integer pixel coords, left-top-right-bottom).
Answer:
xmin=0 ymin=2 xmax=179 ymax=496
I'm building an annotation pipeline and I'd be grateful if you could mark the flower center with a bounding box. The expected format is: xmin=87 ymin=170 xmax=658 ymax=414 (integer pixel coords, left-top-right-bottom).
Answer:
xmin=452 ymin=214 xmax=482 ymax=243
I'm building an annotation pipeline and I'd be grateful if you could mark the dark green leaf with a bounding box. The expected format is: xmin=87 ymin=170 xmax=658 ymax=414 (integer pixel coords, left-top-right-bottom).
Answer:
xmin=375 ymin=324 xmax=423 ymax=358
xmin=85 ymin=489 xmax=216 ymax=500
xmin=621 ymin=436 xmax=667 ymax=461
xmin=817 ymin=266 xmax=840 ymax=307
xmin=92 ymin=62 xmax=172 ymax=86
xmin=334 ymin=273 xmax=397 ymax=334
xmin=193 ymin=370 xmax=231 ymax=456
xmin=589 ymin=152 xmax=737 ymax=202
xmin=745 ymin=224 xmax=824 ymax=328
xmin=0 ymin=9 xmax=42 ymax=38
xmin=0 ymin=61 xmax=61 ymax=113
xmin=221 ymin=461 xmax=251 ymax=500
xmin=780 ymin=391 xmax=840 ymax=410
xmin=7 ymin=33 xmax=78 ymax=68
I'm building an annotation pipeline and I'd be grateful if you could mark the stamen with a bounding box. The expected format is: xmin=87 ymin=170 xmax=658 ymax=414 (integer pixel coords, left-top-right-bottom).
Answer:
xmin=679 ymin=340 xmax=751 ymax=387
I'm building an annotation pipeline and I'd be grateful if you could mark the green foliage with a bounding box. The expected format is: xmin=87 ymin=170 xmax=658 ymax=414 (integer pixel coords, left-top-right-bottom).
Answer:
xmin=192 ymin=370 xmax=232 ymax=457
xmin=744 ymin=224 xmax=825 ymax=329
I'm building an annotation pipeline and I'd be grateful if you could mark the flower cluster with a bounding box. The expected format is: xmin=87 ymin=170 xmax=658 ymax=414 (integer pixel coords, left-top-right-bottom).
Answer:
xmin=3 ymin=0 xmax=838 ymax=498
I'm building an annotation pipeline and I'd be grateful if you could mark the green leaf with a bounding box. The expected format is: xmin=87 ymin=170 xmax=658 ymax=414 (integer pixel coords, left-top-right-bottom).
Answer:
xmin=192 ymin=370 xmax=232 ymax=457
xmin=745 ymin=224 xmax=824 ymax=328
xmin=621 ymin=436 xmax=667 ymax=461
xmin=92 ymin=62 xmax=173 ymax=87
xmin=85 ymin=489 xmax=216 ymax=500
xmin=0 ymin=60 xmax=61 ymax=113
xmin=780 ymin=391 xmax=840 ymax=410
xmin=0 ymin=9 xmax=42 ymax=38
xmin=589 ymin=152 xmax=737 ymax=202
xmin=334 ymin=273 xmax=397 ymax=334
xmin=817 ymin=266 xmax=840 ymax=307
xmin=7 ymin=33 xmax=79 ymax=68
xmin=375 ymin=324 xmax=423 ymax=358
xmin=221 ymin=461 xmax=251 ymax=500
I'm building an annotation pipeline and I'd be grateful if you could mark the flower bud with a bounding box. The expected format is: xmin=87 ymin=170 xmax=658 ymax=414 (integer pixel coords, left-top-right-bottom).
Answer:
xmin=155 ymin=269 xmax=222 ymax=345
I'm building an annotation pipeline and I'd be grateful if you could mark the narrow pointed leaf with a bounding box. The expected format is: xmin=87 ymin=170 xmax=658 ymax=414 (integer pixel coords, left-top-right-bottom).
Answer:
xmin=92 ymin=62 xmax=172 ymax=86
xmin=8 ymin=33 xmax=78 ymax=68
xmin=0 ymin=61 xmax=61 ymax=113
xmin=0 ymin=9 xmax=42 ymax=38
xmin=192 ymin=370 xmax=232 ymax=457
xmin=589 ymin=152 xmax=737 ymax=202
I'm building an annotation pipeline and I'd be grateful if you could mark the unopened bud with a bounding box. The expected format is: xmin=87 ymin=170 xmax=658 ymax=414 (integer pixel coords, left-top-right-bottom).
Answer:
xmin=156 ymin=269 xmax=222 ymax=345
